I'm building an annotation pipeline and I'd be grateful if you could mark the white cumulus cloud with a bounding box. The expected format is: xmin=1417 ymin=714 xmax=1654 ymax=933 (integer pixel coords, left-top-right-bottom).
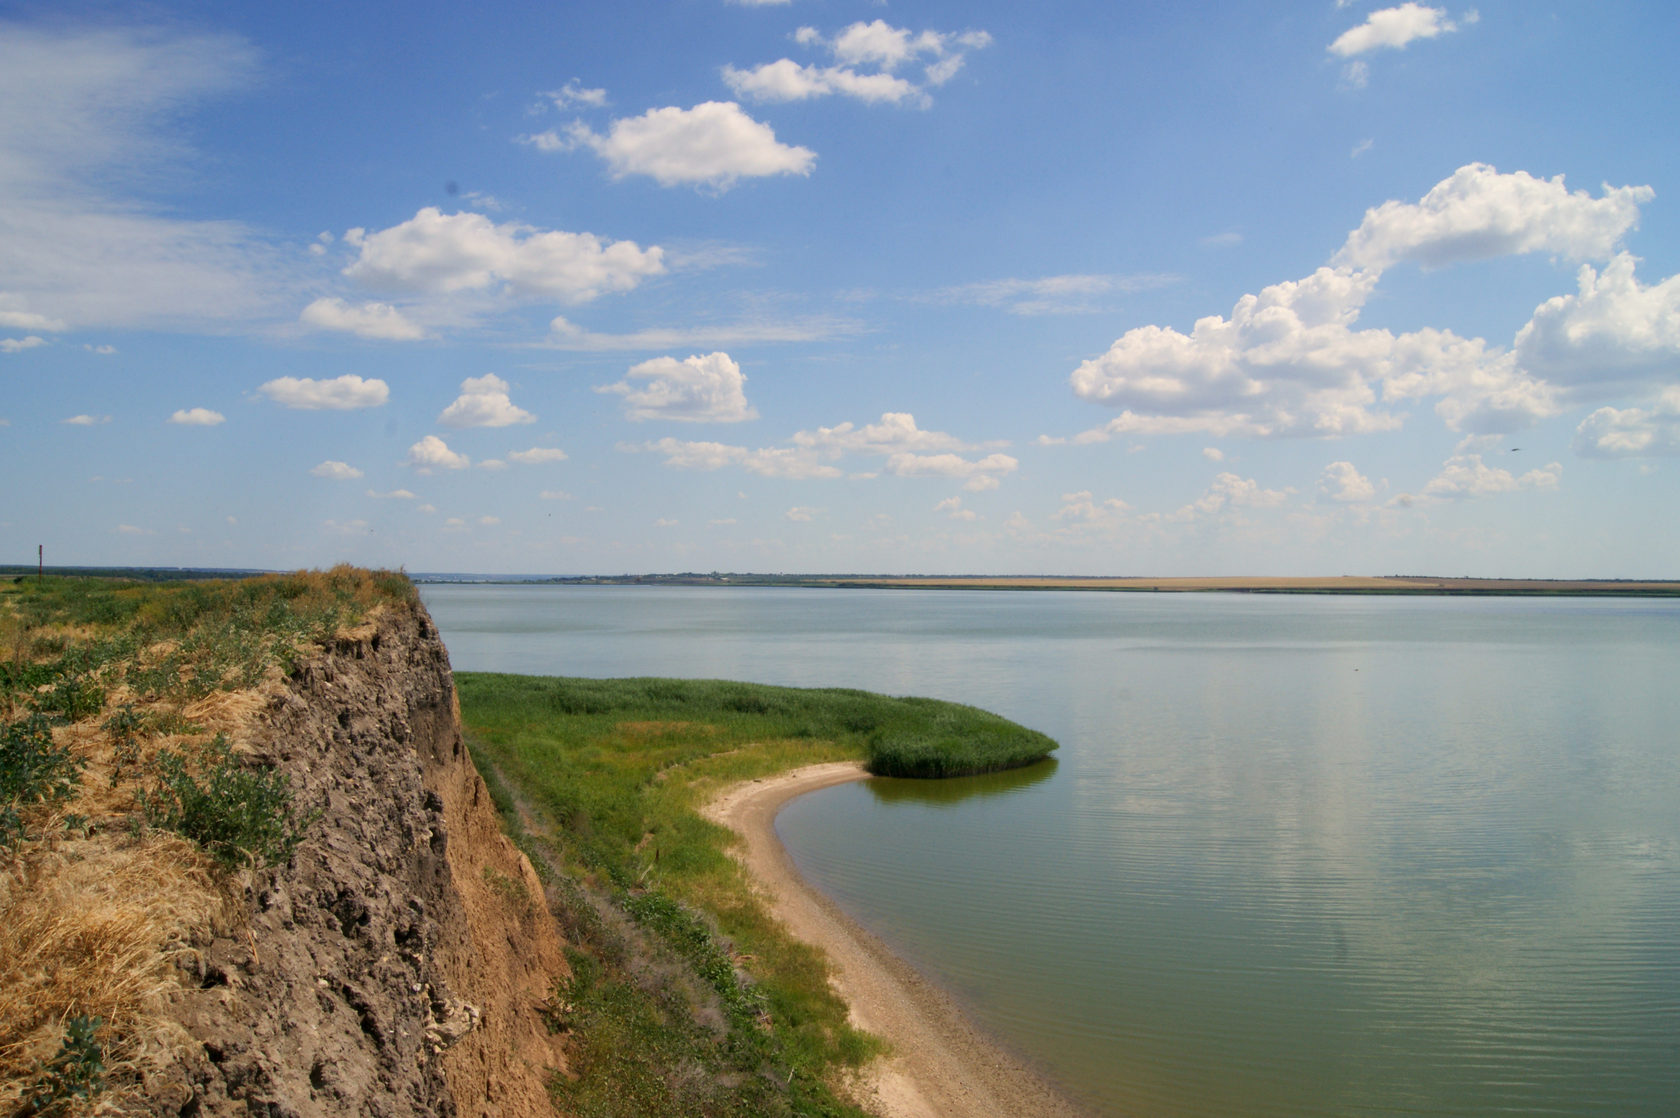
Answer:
xmin=729 ymin=20 xmax=990 ymax=108
xmin=1193 ymin=472 xmax=1291 ymax=514
xmin=935 ymin=496 xmax=979 ymax=521
xmin=437 ymin=374 xmax=535 ymax=428
xmin=791 ymin=412 xmax=986 ymax=456
xmin=1069 ymin=266 xmax=1406 ymax=437
xmin=723 ymin=61 xmax=922 ymax=106
xmin=0 ymin=306 xmax=65 ymax=331
xmin=342 ymin=208 xmax=663 ymax=302
xmin=1330 ymin=3 xmax=1459 ymax=57
xmin=309 ymin=460 xmax=363 ymax=480
xmin=168 ymin=407 xmax=224 ymax=426
xmin=561 ymin=102 xmax=815 ymax=190
xmin=1320 ymin=460 xmax=1376 ymax=502
xmin=1417 ymin=454 xmax=1561 ymax=499
xmin=1066 ymin=164 xmax=1661 ymax=442
xmin=509 ymin=447 xmax=569 ymax=464
xmin=260 ymin=374 xmax=389 ymax=410
xmin=543 ymin=80 xmax=607 ymax=110
xmin=634 ymin=411 xmax=1012 ymax=487
xmin=636 ymin=438 xmax=842 ymax=480
xmin=884 ymin=451 xmax=1018 ymax=491
xmin=1333 ymin=164 xmax=1649 ymax=273
xmin=300 ymin=297 xmax=427 ymax=340
xmin=406 ymin=435 xmax=470 ymax=472
xmin=1573 ymin=387 xmax=1680 ymax=458
xmin=1 ymin=336 xmax=47 ymax=353
xmin=1514 ymin=253 xmax=1680 ymax=397
xmin=599 ymin=352 xmax=758 ymax=422
xmin=1054 ymin=491 xmax=1131 ymax=523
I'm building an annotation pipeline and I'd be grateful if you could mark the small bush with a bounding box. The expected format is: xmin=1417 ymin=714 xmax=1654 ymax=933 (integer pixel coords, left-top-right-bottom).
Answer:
xmin=139 ymin=736 xmax=312 ymax=870
xmin=33 ymin=678 xmax=105 ymax=722
xmin=103 ymin=705 xmax=144 ymax=784
xmin=20 ymin=1015 xmax=105 ymax=1117
xmin=1 ymin=715 xmax=83 ymax=849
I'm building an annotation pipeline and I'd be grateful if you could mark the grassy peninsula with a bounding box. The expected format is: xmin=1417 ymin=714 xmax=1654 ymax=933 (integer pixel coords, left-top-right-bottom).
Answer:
xmin=458 ymin=672 xmax=1056 ymax=1117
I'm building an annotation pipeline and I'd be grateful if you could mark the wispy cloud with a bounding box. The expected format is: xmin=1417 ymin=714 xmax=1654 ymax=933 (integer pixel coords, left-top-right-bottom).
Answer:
xmin=921 ymin=273 xmax=1178 ymax=315
xmin=545 ymin=314 xmax=859 ymax=351
xmin=0 ymin=24 xmax=302 ymax=331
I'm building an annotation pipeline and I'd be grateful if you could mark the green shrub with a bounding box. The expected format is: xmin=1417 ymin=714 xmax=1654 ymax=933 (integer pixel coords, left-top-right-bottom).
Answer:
xmin=32 ymin=678 xmax=105 ymax=722
xmin=1 ymin=714 xmax=83 ymax=849
xmin=139 ymin=736 xmax=313 ymax=870
xmin=20 ymin=1015 xmax=105 ymax=1117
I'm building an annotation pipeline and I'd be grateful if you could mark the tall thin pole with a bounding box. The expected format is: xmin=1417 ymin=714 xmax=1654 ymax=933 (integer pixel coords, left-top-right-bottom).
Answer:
xmin=38 ymin=544 xmax=43 ymax=581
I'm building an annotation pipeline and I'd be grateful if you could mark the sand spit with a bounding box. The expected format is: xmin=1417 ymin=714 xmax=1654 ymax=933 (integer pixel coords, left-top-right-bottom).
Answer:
xmin=703 ymin=763 xmax=1089 ymax=1118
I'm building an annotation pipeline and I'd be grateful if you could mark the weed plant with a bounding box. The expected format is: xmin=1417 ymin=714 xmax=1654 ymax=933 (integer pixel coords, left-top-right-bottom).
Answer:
xmin=139 ymin=735 xmax=312 ymax=871
xmin=457 ymin=672 xmax=1057 ymax=1118
xmin=0 ymin=715 xmax=83 ymax=850
xmin=18 ymin=1016 xmax=105 ymax=1118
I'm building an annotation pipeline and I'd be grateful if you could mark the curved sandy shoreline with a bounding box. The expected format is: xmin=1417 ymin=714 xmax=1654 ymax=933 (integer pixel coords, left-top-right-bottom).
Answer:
xmin=702 ymin=762 xmax=1089 ymax=1118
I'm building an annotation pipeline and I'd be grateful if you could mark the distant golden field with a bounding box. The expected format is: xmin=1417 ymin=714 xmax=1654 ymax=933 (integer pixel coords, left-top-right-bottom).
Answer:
xmin=794 ymin=575 xmax=1680 ymax=595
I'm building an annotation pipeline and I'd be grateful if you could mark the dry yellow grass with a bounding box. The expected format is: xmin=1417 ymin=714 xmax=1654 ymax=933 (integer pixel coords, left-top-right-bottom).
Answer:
xmin=0 ymin=567 xmax=416 ymax=1113
xmin=0 ymin=830 xmax=226 ymax=1112
xmin=0 ymin=699 xmax=242 ymax=1114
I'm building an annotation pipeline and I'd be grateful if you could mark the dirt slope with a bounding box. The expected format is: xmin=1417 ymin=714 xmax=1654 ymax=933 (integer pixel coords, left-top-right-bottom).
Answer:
xmin=149 ymin=600 xmax=568 ymax=1117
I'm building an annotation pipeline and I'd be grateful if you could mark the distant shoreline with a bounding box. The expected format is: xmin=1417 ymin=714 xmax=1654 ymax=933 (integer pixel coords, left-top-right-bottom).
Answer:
xmin=426 ymin=573 xmax=1680 ymax=596
xmin=12 ymin=566 xmax=1679 ymax=596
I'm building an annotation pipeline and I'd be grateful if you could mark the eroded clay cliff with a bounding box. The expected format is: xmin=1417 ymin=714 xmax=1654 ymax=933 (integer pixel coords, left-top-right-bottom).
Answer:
xmin=151 ymin=599 xmax=568 ymax=1117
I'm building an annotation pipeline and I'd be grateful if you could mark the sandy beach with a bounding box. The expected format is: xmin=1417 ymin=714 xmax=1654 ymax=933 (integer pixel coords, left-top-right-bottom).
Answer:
xmin=702 ymin=762 xmax=1089 ymax=1118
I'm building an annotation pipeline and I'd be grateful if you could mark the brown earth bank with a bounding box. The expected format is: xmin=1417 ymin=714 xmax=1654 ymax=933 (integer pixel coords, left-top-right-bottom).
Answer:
xmin=148 ymin=599 xmax=569 ymax=1117
xmin=703 ymin=764 xmax=1091 ymax=1118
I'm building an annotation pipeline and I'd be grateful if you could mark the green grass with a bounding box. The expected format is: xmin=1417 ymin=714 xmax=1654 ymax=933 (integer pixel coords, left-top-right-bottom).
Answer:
xmin=456 ymin=671 xmax=1058 ymax=1118
xmin=1 ymin=567 xmax=418 ymax=718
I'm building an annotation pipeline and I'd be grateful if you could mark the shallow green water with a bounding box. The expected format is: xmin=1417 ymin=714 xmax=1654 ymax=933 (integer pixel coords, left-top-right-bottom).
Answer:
xmin=422 ymin=585 xmax=1680 ymax=1116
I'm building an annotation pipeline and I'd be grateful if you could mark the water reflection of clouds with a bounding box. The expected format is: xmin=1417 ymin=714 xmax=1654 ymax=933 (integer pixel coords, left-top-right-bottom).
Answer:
xmin=1066 ymin=620 xmax=1680 ymax=1091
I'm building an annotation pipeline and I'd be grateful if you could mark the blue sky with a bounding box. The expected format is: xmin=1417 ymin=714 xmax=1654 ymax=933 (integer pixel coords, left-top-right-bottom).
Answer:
xmin=3 ymin=1 xmax=1678 ymax=576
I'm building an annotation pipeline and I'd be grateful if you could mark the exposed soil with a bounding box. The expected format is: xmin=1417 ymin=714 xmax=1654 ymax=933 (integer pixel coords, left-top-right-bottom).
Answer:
xmin=146 ymin=600 xmax=568 ymax=1117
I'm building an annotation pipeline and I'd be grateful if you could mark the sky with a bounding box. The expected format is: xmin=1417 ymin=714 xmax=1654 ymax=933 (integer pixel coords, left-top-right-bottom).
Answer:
xmin=2 ymin=1 xmax=1678 ymax=577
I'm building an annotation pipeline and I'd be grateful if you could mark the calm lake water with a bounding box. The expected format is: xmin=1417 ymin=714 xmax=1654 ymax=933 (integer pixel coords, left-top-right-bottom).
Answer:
xmin=420 ymin=584 xmax=1680 ymax=1117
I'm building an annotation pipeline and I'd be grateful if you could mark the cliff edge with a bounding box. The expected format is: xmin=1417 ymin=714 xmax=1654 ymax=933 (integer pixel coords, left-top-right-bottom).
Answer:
xmin=153 ymin=597 xmax=569 ymax=1117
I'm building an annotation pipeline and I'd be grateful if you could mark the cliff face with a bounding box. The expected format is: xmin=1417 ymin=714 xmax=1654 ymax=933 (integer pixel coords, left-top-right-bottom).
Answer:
xmin=154 ymin=598 xmax=567 ymax=1117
